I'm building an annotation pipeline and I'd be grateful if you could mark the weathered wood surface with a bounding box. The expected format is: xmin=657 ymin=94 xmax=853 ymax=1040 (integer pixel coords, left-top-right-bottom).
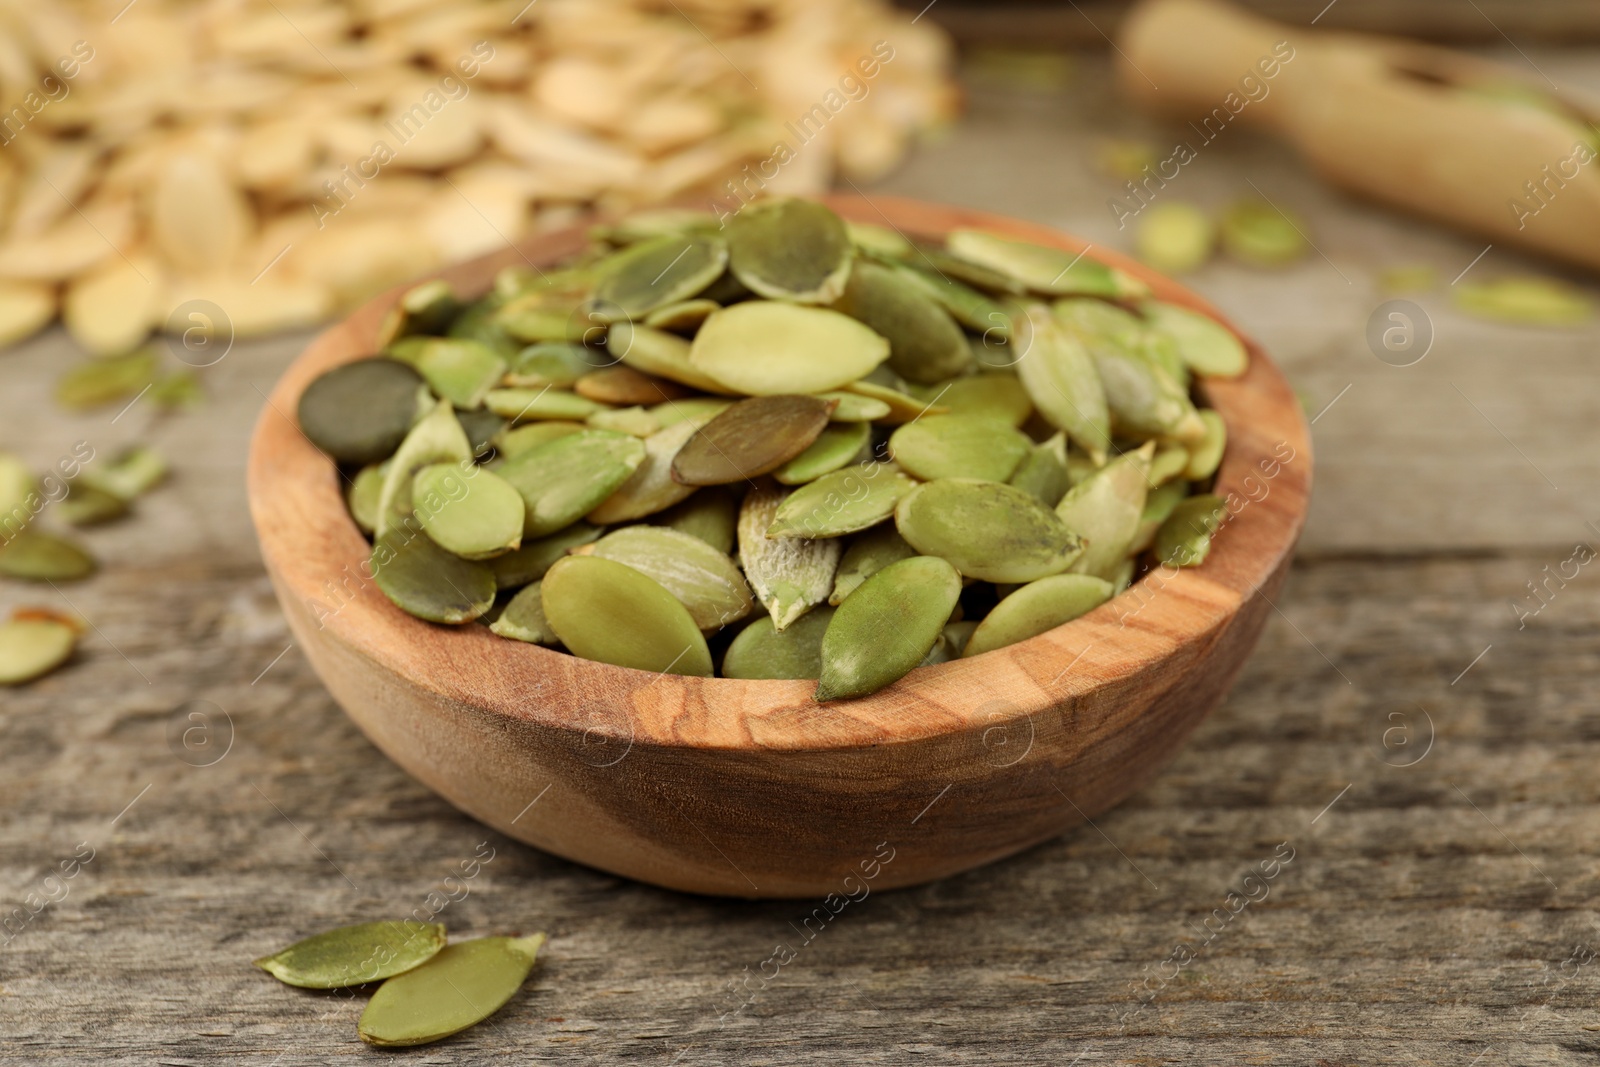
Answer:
xmin=4 ymin=52 xmax=1600 ymax=1064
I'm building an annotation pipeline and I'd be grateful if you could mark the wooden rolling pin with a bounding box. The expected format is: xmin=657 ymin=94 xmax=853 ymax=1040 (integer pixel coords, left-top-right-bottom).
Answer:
xmin=1117 ymin=0 xmax=1600 ymax=272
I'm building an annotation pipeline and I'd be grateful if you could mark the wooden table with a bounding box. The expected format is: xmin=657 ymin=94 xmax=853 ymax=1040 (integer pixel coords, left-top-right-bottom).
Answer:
xmin=5 ymin=51 xmax=1600 ymax=1065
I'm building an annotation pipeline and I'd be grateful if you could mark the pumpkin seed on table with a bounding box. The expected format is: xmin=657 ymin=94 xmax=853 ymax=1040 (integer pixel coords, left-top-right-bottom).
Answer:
xmin=359 ymin=933 xmax=546 ymax=1048
xmin=490 ymin=522 xmax=601 ymax=590
xmin=1155 ymin=494 xmax=1228 ymax=568
xmin=90 ymin=446 xmax=169 ymax=502
xmin=896 ymin=479 xmax=1083 ymax=583
xmin=484 ymin=388 xmax=611 ymax=423
xmin=0 ymin=453 xmax=32 ymax=523
xmin=386 ymin=337 xmax=506 ymax=410
xmin=654 ymin=487 xmax=740 ymax=554
xmin=773 ymin=421 xmax=872 ymax=485
xmin=497 ymin=429 xmax=645 ymax=536
xmin=727 ymin=198 xmax=854 ymax=304
xmin=644 ymin=298 xmax=721 ymax=332
xmin=830 ymin=523 xmax=917 ymax=605
xmin=54 ymin=348 xmax=158 ymax=411
xmin=889 ymin=413 xmax=1031 ymax=483
xmin=503 ymin=341 xmax=604 ymax=388
xmin=412 ymin=464 xmax=524 ymax=560
xmin=723 ymin=606 xmax=835 ymax=680
xmin=254 ymin=921 xmax=446 ymax=990
xmin=1008 ymin=432 xmax=1071 ymax=506
xmin=0 ymin=531 xmax=97 ymax=581
xmin=1184 ymin=410 xmax=1227 ymax=481
xmin=690 ymin=302 xmax=890 ymax=396
xmin=739 ymin=483 xmax=841 ymax=630
xmin=494 ymin=420 xmax=587 ymax=460
xmin=490 ymin=582 xmax=557 ymax=644
xmin=592 ymin=232 xmax=727 ymax=320
xmin=1013 ymin=304 xmax=1112 ymax=463
xmin=376 ymin=398 xmax=473 ymax=537
xmin=963 ymin=574 xmax=1113 ymax=658
xmin=607 ymin=321 xmax=732 ymax=395
xmin=815 ymin=555 xmax=962 ymax=701
xmin=1220 ymin=199 xmax=1309 ymax=266
xmin=768 ymin=462 xmax=917 ymax=539
xmin=1135 ymin=201 xmax=1215 ymax=275
xmin=576 ymin=365 xmax=694 ymax=406
xmin=298 ymin=358 xmax=425 ymax=465
xmin=541 ymin=556 xmax=712 ymax=675
xmin=922 ymin=374 xmax=1032 ymax=427
xmin=834 ymin=260 xmax=971 ymax=384
xmin=586 ymin=525 xmax=753 ymax=631
xmin=59 ymin=483 xmax=128 ymax=526
xmin=1454 ymin=276 xmax=1594 ymax=326
xmin=1141 ymin=301 xmax=1248 ymax=378
xmin=0 ymin=613 xmax=79 ymax=685
xmin=946 ymin=229 xmax=1148 ymax=299
xmin=671 ymin=395 xmax=835 ymax=486
xmin=1055 ymin=445 xmax=1152 ymax=580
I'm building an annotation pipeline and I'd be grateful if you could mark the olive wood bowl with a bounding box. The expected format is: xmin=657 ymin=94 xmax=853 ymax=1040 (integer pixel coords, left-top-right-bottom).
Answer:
xmin=247 ymin=195 xmax=1312 ymax=899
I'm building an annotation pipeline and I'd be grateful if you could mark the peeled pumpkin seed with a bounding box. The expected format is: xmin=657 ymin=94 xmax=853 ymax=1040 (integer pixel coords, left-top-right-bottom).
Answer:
xmin=493 ymin=270 xmax=594 ymax=343
xmin=0 ymin=454 xmax=32 ymax=526
xmin=654 ymin=487 xmax=739 ymax=554
xmin=722 ymin=607 xmax=834 ymax=680
xmin=588 ymin=525 xmax=753 ymax=631
xmin=924 ymin=374 xmax=1032 ymax=427
xmin=587 ymin=418 xmax=704 ymax=524
xmin=1008 ymin=432 xmax=1071 ymax=506
xmin=376 ymin=398 xmax=473 ymax=537
xmin=768 ymin=462 xmax=917 ymax=539
xmin=1135 ymin=201 xmax=1215 ymax=275
xmin=490 ymin=522 xmax=600 ymax=590
xmin=607 ymin=321 xmax=731 ymax=395
xmin=0 ymin=614 xmax=78 ymax=686
xmin=59 ymin=483 xmax=129 ymax=527
xmin=593 ymin=232 xmax=727 ymax=319
xmin=1055 ymin=445 xmax=1152 ymax=580
xmin=358 ymin=933 xmax=546 ymax=1048
xmin=587 ymin=406 xmax=660 ymax=438
xmin=896 ymin=479 xmax=1083 ymax=583
xmin=846 ymin=220 xmax=912 ymax=259
xmin=497 ymin=429 xmax=645 ymax=536
xmin=1454 ymin=276 xmax=1594 ymax=327
xmin=412 ymin=464 xmax=524 ymax=560
xmin=541 ymin=556 xmax=713 ymax=675
xmin=943 ymin=619 xmax=978 ymax=657
xmin=575 ymin=366 xmax=693 ymax=406
xmin=889 ymin=413 xmax=1031 ymax=482
xmin=456 ymin=410 xmax=507 ymax=456
xmin=1155 ymin=494 xmax=1227 ymax=567
xmin=815 ymin=555 xmax=961 ymax=701
xmin=920 ymin=633 xmax=955 ymax=666
xmin=449 ymin=294 xmax=520 ymax=358
xmin=0 ymin=531 xmax=97 ymax=581
xmin=54 ymin=349 xmax=158 ymax=411
xmin=946 ymin=229 xmax=1147 ymax=299
xmin=1220 ymin=200 xmax=1308 ymax=266
xmin=504 ymin=342 xmax=604 ymax=388
xmin=963 ymin=574 xmax=1113 ymax=658
xmin=490 ymin=582 xmax=557 ymax=644
xmin=298 ymin=358 xmax=425 ymax=465
xmin=346 ymin=463 xmax=386 ymax=534
xmin=1132 ymin=478 xmax=1189 ymax=554
xmin=671 ymin=395 xmax=835 ymax=486
xmin=650 ymin=396 xmax=735 ymax=427
xmin=739 ymin=483 xmax=841 ymax=630
xmin=593 ymin=209 xmax=717 ymax=246
xmin=1014 ymin=304 xmax=1112 ymax=463
xmin=842 ymin=379 xmax=946 ymax=423
xmin=830 ymin=524 xmax=916 ymax=605
xmin=914 ymin=247 xmax=1025 ymax=295
xmin=727 ymin=198 xmax=854 ymax=304
xmin=892 ymin=262 xmax=1011 ymax=336
xmin=1149 ymin=442 xmax=1191 ymax=486
xmin=484 ymin=388 xmax=611 ymax=423
xmin=1141 ymin=301 xmax=1248 ymax=378
xmin=835 ymin=260 xmax=970 ymax=384
xmin=644 ymin=298 xmax=720 ymax=332
xmin=372 ymin=526 xmax=495 ymax=624
xmin=387 ymin=337 xmax=507 ymax=410
xmin=690 ymin=302 xmax=889 ymax=396
xmin=1111 ymin=557 xmax=1137 ymax=595
xmin=88 ymin=446 xmax=168 ymax=502
xmin=253 ymin=921 xmax=446 ymax=990
xmin=1076 ymin=324 xmax=1202 ymax=441
xmin=1184 ymin=410 xmax=1227 ymax=480
xmin=814 ymin=391 xmax=891 ymax=422
xmin=494 ymin=421 xmax=587 ymax=460
xmin=774 ymin=421 xmax=872 ymax=485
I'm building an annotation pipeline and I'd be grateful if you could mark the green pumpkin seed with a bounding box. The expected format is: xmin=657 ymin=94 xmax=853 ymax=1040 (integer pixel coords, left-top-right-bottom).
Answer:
xmin=842 ymin=379 xmax=946 ymax=423
xmin=1141 ymin=301 xmax=1248 ymax=378
xmin=671 ymin=395 xmax=834 ymax=486
xmin=1149 ymin=442 xmax=1191 ymax=486
xmin=386 ymin=337 xmax=506 ymax=410
xmin=1055 ymin=445 xmax=1152 ymax=580
xmin=889 ymin=413 xmax=1031 ymax=483
xmin=768 ymin=462 xmax=917 ymax=539
xmin=774 ymin=421 xmax=871 ymax=485
xmin=829 ymin=524 xmax=916 ymax=605
xmin=654 ymin=487 xmax=739 ymax=554
xmin=813 ymin=391 xmax=890 ymax=422
xmin=946 ymin=229 xmax=1148 ymax=298
xmin=253 ymin=921 xmax=446 ymax=990
xmin=1184 ymin=410 xmax=1227 ymax=480
xmin=541 ymin=556 xmax=713 ymax=675
xmin=892 ymin=263 xmax=1011 ymax=335
xmin=376 ymin=398 xmax=473 ymax=537
xmin=643 ymin=298 xmax=721 ymax=332
xmin=575 ymin=366 xmax=693 ymax=407
xmin=503 ymin=342 xmax=606 ymax=388
xmin=846 ymin=220 xmax=912 ymax=258
xmin=493 ymin=421 xmax=587 ymax=460
xmin=1008 ymin=432 xmax=1071 ymax=506
xmin=412 ymin=464 xmax=524 ymax=560
xmin=1135 ymin=201 xmax=1215 ymax=275
xmin=722 ymin=606 xmax=834 ymax=680
xmin=738 ymin=483 xmax=841 ymax=630
xmin=484 ymin=388 xmax=611 ymax=424
xmin=0 ymin=615 xmax=78 ymax=686
xmin=493 ymin=270 xmax=594 ymax=342
xmin=592 ymin=208 xmax=718 ymax=245
xmin=835 ymin=260 xmax=970 ymax=384
xmin=490 ymin=582 xmax=557 ymax=644
xmin=963 ymin=574 xmax=1113 ymax=657
xmin=490 ymin=521 xmax=601 ymax=590
xmin=585 ymin=418 xmax=700 ymax=524
xmin=896 ymin=478 xmax=1083 ymax=583
xmin=593 ymin=232 xmax=727 ymax=319
xmin=1014 ymin=304 xmax=1112 ymax=463
xmin=588 ymin=525 xmax=753 ymax=631
xmin=449 ymin=292 xmax=520 ymax=358
xmin=1052 ymin=295 xmax=1143 ymax=341
xmin=149 ymin=371 xmax=203 ymax=411
xmin=919 ymin=633 xmax=955 ymax=666
xmin=456 ymin=410 xmax=507 ymax=456
xmin=922 ymin=374 xmax=1032 ymax=427
xmin=55 ymin=348 xmax=158 ymax=411
xmin=298 ymin=359 xmax=426 ymax=465
xmin=371 ymin=526 xmax=495 ymax=624
xmin=1069 ymin=319 xmax=1202 ymax=441
xmin=0 ymin=454 xmax=32 ymax=529
xmin=1131 ymin=478 xmax=1189 ymax=554
xmin=87 ymin=445 xmax=168 ymax=502
xmin=699 ymin=269 xmax=754 ymax=305
xmin=586 ymin=406 xmax=659 ymax=438
xmin=59 ymin=483 xmax=128 ymax=526
xmin=914 ymin=247 xmax=1025 ymax=295
xmin=815 ymin=555 xmax=961 ymax=701
xmin=1220 ymin=199 xmax=1309 ymax=266
xmin=607 ymin=321 xmax=732 ymax=395
xmin=497 ymin=430 xmax=645 ymax=536
xmin=650 ymin=396 xmax=735 ymax=427
xmin=727 ymin=198 xmax=854 ymax=304
xmin=0 ymin=531 xmax=96 ymax=581
xmin=1454 ymin=276 xmax=1594 ymax=326
xmin=943 ymin=619 xmax=977 ymax=657
xmin=1110 ymin=556 xmax=1136 ymax=595
xmin=690 ymin=302 xmax=889 ymax=396
xmin=346 ymin=463 xmax=386 ymax=534
xmin=379 ymin=280 xmax=458 ymax=348
xmin=1155 ymin=494 xmax=1227 ymax=567
xmin=358 ymin=933 xmax=546 ymax=1048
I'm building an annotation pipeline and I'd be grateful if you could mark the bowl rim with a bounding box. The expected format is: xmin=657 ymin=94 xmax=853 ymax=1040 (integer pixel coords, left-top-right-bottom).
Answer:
xmin=247 ymin=194 xmax=1312 ymax=755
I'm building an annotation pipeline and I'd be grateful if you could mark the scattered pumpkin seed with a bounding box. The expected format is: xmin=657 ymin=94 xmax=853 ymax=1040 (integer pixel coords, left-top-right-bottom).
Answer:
xmin=1013 ymin=304 xmax=1112 ymax=462
xmin=738 ymin=483 xmax=840 ymax=630
xmin=1141 ymin=301 xmax=1249 ymax=378
xmin=371 ymin=526 xmax=495 ymax=624
xmin=608 ymin=321 xmax=732 ymax=394
xmin=149 ymin=370 xmax=204 ymax=411
xmin=774 ymin=421 xmax=872 ymax=485
xmin=541 ymin=555 xmax=712 ymax=675
xmin=376 ymin=398 xmax=473 ymax=537
xmin=387 ymin=337 xmax=506 ymax=410
xmin=497 ymin=429 xmax=645 ymax=536
xmin=483 ymin=388 xmax=611 ymax=424
xmin=1220 ymin=199 xmax=1308 ymax=266
xmin=889 ymin=413 xmax=1031 ymax=483
xmin=1155 ymin=493 xmax=1227 ymax=567
xmin=1454 ymin=276 xmax=1594 ymax=326
xmin=298 ymin=358 xmax=426 ymax=465
xmin=54 ymin=348 xmax=158 ymax=411
xmin=654 ymin=487 xmax=739 ymax=554
xmin=1055 ymin=445 xmax=1152 ymax=580
xmin=253 ymin=921 xmax=446 ymax=990
xmin=588 ymin=525 xmax=753 ymax=631
xmin=896 ymin=478 xmax=1083 ymax=583
xmin=643 ymin=298 xmax=721 ymax=332
xmin=690 ymin=302 xmax=889 ymax=396
xmin=88 ymin=445 xmax=168 ymax=502
xmin=1184 ymin=410 xmax=1227 ymax=481
xmin=727 ymin=198 xmax=854 ymax=304
xmin=493 ymin=421 xmax=587 ymax=460
xmin=1007 ymin=432 xmax=1071 ymax=506
xmin=489 ymin=522 xmax=601 ymax=590
xmin=0 ymin=614 xmax=79 ymax=686
xmin=829 ymin=524 xmax=916 ymax=605
xmin=489 ymin=582 xmax=557 ymax=644
xmin=1135 ymin=201 xmax=1215 ymax=275
xmin=412 ymin=463 xmax=524 ymax=560
xmin=835 ymin=260 xmax=970 ymax=383
xmin=768 ymin=462 xmax=917 ymax=539
xmin=358 ymin=933 xmax=546 ymax=1048
xmin=59 ymin=483 xmax=128 ymax=526
xmin=671 ymin=395 xmax=835 ymax=486
xmin=964 ymin=574 xmax=1113 ymax=657
xmin=947 ymin=229 xmax=1148 ymax=298
xmin=593 ymin=232 xmax=727 ymax=320
xmin=0 ymin=530 xmax=97 ymax=581
xmin=722 ymin=607 xmax=834 ymax=680
xmin=503 ymin=342 xmax=605 ymax=388
xmin=815 ymin=555 xmax=961 ymax=701
xmin=0 ymin=454 xmax=32 ymax=529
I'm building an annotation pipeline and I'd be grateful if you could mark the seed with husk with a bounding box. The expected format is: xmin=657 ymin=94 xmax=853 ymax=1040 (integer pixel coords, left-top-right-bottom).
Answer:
xmin=587 ymin=525 xmax=753 ymax=631
xmin=497 ymin=429 xmax=645 ymax=536
xmin=1141 ymin=301 xmax=1248 ymax=378
xmin=891 ymin=263 xmax=1011 ymax=335
xmin=774 ymin=421 xmax=871 ymax=485
xmin=644 ymin=298 xmax=720 ymax=332
xmin=846 ymin=220 xmax=912 ymax=258
xmin=654 ymin=487 xmax=739 ymax=554
xmin=587 ymin=418 xmax=704 ymax=524
xmin=963 ymin=574 xmax=1114 ymax=657
xmin=0 ymin=615 xmax=79 ymax=685
xmin=372 ymin=525 xmax=495 ymax=624
xmin=722 ymin=607 xmax=835 ymax=680
xmin=1454 ymin=276 xmax=1594 ymax=327
xmin=346 ymin=463 xmax=386 ymax=534
xmin=358 ymin=933 xmax=546 ymax=1048
xmin=690 ymin=302 xmax=890 ymax=396
xmin=814 ymin=391 xmax=890 ymax=422
xmin=896 ymin=479 xmax=1083 ymax=583
xmin=0 ymin=531 xmax=97 ymax=581
xmin=386 ymin=337 xmax=506 ymax=410
xmin=586 ymin=406 xmax=659 ymax=438
xmin=946 ymin=229 xmax=1148 ymax=298
xmin=924 ymin=374 xmax=1032 ymax=427
xmin=490 ymin=582 xmax=557 ymax=644
xmin=541 ymin=556 xmax=713 ymax=675
xmin=1135 ymin=201 xmax=1215 ymax=275
xmin=888 ymin=413 xmax=1031 ymax=482
xmin=671 ymin=395 xmax=835 ymax=486
xmin=593 ymin=232 xmax=727 ymax=319
xmin=59 ymin=482 xmax=128 ymax=526
xmin=727 ymin=198 xmax=854 ymax=304
xmin=842 ymin=379 xmax=946 ymax=424
xmin=412 ymin=463 xmax=524 ymax=559
xmin=1014 ymin=304 xmax=1111 ymax=462
xmin=1220 ymin=199 xmax=1308 ymax=266
xmin=1155 ymin=494 xmax=1227 ymax=567
xmin=1131 ymin=478 xmax=1189 ymax=554
xmin=298 ymin=358 xmax=425 ymax=465
xmin=768 ymin=462 xmax=917 ymax=539
xmin=738 ymin=483 xmax=841 ymax=630
xmin=483 ymin=389 xmax=611 ymax=423
xmin=376 ymin=398 xmax=473 ymax=537
xmin=253 ymin=921 xmax=446 ymax=990
xmin=607 ymin=321 xmax=731 ymax=395
xmin=815 ymin=555 xmax=961 ymax=701
xmin=503 ymin=342 xmax=606 ymax=388
xmin=834 ymin=260 xmax=970 ymax=384
xmin=829 ymin=524 xmax=916 ymax=605
xmin=54 ymin=348 xmax=158 ymax=411
xmin=489 ymin=522 xmax=600 ymax=590
xmin=575 ymin=366 xmax=693 ymax=406
xmin=1007 ymin=432 xmax=1071 ymax=506
xmin=1055 ymin=445 xmax=1152 ymax=580
xmin=1184 ymin=410 xmax=1227 ymax=480
xmin=494 ymin=421 xmax=587 ymax=460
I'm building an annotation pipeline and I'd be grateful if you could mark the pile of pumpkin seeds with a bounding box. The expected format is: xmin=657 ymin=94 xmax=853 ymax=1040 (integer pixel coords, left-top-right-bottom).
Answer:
xmin=253 ymin=920 xmax=546 ymax=1047
xmin=297 ymin=197 xmax=1246 ymax=700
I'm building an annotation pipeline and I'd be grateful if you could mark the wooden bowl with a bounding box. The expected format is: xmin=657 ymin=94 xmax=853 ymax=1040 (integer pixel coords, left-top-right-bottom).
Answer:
xmin=247 ymin=196 xmax=1311 ymax=899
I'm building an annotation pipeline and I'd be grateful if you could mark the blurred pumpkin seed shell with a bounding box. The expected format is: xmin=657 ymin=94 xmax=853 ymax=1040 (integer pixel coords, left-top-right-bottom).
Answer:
xmin=490 ymin=522 xmax=601 ymax=590
xmin=371 ymin=526 xmax=494 ymax=624
xmin=643 ymin=298 xmax=720 ymax=332
xmin=593 ymin=232 xmax=727 ymax=319
xmin=1135 ymin=201 xmax=1215 ymax=275
xmin=1155 ymin=493 xmax=1227 ymax=567
xmin=376 ymin=398 xmax=472 ymax=537
xmin=346 ymin=463 xmax=387 ymax=534
xmin=727 ymin=198 xmax=854 ymax=304
xmin=815 ymin=555 xmax=961 ymax=701
xmin=888 ymin=413 xmax=1031 ymax=482
xmin=946 ymin=230 xmax=1148 ymax=298
xmin=671 ymin=395 xmax=835 ymax=486
xmin=1007 ymin=432 xmax=1071 ymax=506
xmin=575 ymin=366 xmax=693 ymax=406
xmin=964 ymin=574 xmax=1113 ymax=657
xmin=768 ymin=462 xmax=917 ymax=539
xmin=490 ymin=582 xmax=557 ymax=644
xmin=412 ymin=464 xmax=524 ymax=560
xmin=722 ymin=607 xmax=835 ymax=680
xmin=608 ymin=321 xmax=731 ymax=395
xmin=654 ymin=487 xmax=739 ymax=554
xmin=896 ymin=478 xmax=1083 ymax=583
xmin=842 ymin=379 xmax=945 ymax=423
xmin=0 ymin=531 xmax=97 ymax=581
xmin=1184 ymin=410 xmax=1227 ymax=481
xmin=493 ymin=421 xmax=587 ymax=460
xmin=589 ymin=525 xmax=753 ymax=631
xmin=921 ymin=374 xmax=1032 ymax=427
xmin=55 ymin=348 xmax=158 ymax=411
xmin=0 ymin=616 xmax=78 ymax=686
xmin=834 ymin=260 xmax=970 ymax=384
xmin=358 ymin=934 xmax=546 ymax=1048
xmin=497 ymin=430 xmax=645 ymax=536
xmin=541 ymin=556 xmax=713 ymax=675
xmin=1055 ymin=444 xmax=1152 ymax=580
xmin=829 ymin=524 xmax=916 ymax=605
xmin=587 ymin=418 xmax=705 ymax=524
xmin=1141 ymin=301 xmax=1248 ymax=378
xmin=690 ymin=303 xmax=889 ymax=396
xmin=739 ymin=483 xmax=841 ymax=630
xmin=387 ymin=337 xmax=506 ymax=410
xmin=503 ymin=342 xmax=605 ymax=388
xmin=253 ymin=921 xmax=446 ymax=990
xmin=483 ymin=389 xmax=610 ymax=423
xmin=1220 ymin=199 xmax=1308 ymax=266
xmin=814 ymin=391 xmax=890 ymax=422
xmin=298 ymin=358 xmax=425 ymax=465
xmin=1014 ymin=305 xmax=1112 ymax=463
xmin=773 ymin=421 xmax=871 ymax=485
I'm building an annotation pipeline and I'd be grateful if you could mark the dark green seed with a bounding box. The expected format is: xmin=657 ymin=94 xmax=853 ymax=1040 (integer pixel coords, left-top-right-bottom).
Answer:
xmin=298 ymin=359 xmax=425 ymax=465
